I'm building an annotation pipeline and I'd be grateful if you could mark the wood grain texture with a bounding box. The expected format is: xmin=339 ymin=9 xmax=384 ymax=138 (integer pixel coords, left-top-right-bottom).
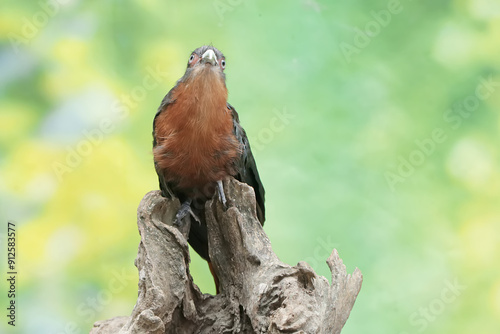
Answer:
xmin=90 ymin=178 xmax=362 ymax=334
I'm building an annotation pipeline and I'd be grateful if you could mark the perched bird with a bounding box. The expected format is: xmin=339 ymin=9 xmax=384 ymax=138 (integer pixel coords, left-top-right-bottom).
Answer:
xmin=152 ymin=45 xmax=265 ymax=283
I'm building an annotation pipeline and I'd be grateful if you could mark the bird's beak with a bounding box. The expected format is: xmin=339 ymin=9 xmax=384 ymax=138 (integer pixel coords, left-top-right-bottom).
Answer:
xmin=201 ymin=49 xmax=218 ymax=66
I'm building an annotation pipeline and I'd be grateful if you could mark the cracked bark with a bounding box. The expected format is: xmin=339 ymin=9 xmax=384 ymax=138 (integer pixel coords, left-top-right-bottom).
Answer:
xmin=91 ymin=177 xmax=362 ymax=334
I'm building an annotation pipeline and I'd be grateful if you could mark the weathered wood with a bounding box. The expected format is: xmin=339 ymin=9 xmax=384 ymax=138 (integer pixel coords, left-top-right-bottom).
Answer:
xmin=91 ymin=178 xmax=362 ymax=334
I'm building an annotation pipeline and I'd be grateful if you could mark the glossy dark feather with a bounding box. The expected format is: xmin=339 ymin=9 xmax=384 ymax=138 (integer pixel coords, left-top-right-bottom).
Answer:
xmin=228 ymin=103 xmax=265 ymax=223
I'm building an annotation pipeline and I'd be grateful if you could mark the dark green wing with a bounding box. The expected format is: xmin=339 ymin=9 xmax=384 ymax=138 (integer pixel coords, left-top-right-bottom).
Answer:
xmin=228 ymin=103 xmax=266 ymax=224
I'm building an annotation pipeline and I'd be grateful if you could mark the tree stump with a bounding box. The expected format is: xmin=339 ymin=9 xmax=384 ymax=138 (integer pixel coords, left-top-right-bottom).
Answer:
xmin=91 ymin=178 xmax=362 ymax=333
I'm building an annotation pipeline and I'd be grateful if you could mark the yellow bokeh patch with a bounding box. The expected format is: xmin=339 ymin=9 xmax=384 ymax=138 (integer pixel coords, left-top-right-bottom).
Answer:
xmin=0 ymin=102 xmax=36 ymax=146
xmin=0 ymin=8 xmax=26 ymax=37
xmin=459 ymin=214 xmax=500 ymax=268
xmin=41 ymin=37 xmax=106 ymax=100
xmin=491 ymin=280 xmax=500 ymax=317
xmin=2 ymin=140 xmax=60 ymax=195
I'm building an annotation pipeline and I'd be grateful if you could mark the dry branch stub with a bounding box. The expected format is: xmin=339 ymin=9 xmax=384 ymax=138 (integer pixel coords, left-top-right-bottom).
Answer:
xmin=91 ymin=178 xmax=362 ymax=333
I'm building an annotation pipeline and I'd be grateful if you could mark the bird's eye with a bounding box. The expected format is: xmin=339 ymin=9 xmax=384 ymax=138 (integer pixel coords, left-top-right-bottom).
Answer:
xmin=221 ymin=59 xmax=226 ymax=69
xmin=189 ymin=54 xmax=195 ymax=63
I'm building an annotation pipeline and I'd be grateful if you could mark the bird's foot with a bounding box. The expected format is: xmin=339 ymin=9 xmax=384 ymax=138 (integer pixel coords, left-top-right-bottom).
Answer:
xmin=217 ymin=180 xmax=227 ymax=209
xmin=174 ymin=199 xmax=201 ymax=226
xmin=189 ymin=207 xmax=201 ymax=224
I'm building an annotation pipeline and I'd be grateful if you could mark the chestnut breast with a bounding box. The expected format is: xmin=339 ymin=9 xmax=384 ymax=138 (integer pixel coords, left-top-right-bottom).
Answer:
xmin=153 ymin=66 xmax=240 ymax=193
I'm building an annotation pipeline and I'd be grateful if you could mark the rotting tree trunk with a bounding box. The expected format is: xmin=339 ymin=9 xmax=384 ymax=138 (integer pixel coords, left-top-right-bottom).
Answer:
xmin=91 ymin=178 xmax=363 ymax=334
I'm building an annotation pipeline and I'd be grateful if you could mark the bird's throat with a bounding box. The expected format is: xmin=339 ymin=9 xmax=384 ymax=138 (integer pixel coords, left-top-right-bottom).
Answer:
xmin=176 ymin=67 xmax=228 ymax=126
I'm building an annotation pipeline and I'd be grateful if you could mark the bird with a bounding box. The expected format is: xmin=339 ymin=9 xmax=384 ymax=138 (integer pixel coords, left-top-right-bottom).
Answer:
xmin=152 ymin=45 xmax=265 ymax=289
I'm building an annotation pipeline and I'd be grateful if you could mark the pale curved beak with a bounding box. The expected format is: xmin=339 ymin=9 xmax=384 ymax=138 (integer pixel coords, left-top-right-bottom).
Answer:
xmin=201 ymin=49 xmax=218 ymax=66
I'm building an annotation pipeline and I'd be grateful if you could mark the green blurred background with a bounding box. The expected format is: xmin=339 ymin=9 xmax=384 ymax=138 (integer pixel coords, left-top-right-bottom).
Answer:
xmin=1 ymin=0 xmax=499 ymax=333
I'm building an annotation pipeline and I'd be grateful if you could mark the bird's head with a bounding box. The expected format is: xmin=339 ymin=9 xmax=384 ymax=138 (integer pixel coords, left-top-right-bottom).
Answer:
xmin=180 ymin=45 xmax=227 ymax=84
